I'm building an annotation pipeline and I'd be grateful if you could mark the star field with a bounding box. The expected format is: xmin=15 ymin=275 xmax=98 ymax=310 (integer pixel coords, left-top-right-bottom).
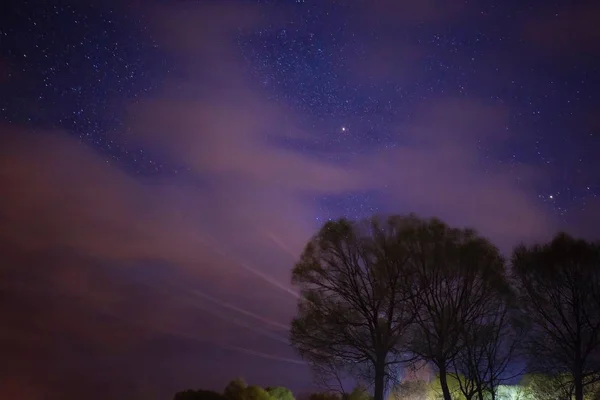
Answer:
xmin=0 ymin=0 xmax=185 ymax=175
xmin=238 ymin=1 xmax=600 ymax=223
xmin=1 ymin=0 xmax=600 ymax=398
xmin=2 ymin=1 xmax=598 ymax=211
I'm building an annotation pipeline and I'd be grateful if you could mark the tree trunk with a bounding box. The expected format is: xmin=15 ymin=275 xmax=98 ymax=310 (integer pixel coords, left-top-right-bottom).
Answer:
xmin=438 ymin=363 xmax=452 ymax=400
xmin=574 ymin=367 xmax=584 ymax=400
xmin=373 ymin=357 xmax=386 ymax=400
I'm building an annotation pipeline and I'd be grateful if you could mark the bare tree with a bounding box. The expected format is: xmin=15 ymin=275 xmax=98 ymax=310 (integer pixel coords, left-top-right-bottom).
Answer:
xmin=309 ymin=356 xmax=355 ymax=397
xmin=403 ymin=217 xmax=507 ymax=400
xmin=450 ymin=298 xmax=524 ymax=400
xmin=391 ymin=379 xmax=430 ymax=400
xmin=290 ymin=216 xmax=419 ymax=400
xmin=512 ymin=233 xmax=600 ymax=400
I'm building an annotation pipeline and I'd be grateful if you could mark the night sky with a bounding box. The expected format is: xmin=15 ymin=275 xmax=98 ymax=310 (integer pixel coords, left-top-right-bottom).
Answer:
xmin=1 ymin=0 xmax=599 ymax=398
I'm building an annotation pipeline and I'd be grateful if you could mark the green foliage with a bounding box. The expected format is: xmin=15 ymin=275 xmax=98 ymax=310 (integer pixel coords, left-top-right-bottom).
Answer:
xmin=429 ymin=375 xmax=467 ymax=400
xmin=224 ymin=378 xmax=248 ymax=400
xmin=242 ymin=386 xmax=273 ymax=400
xmin=519 ymin=373 xmax=573 ymax=400
xmin=345 ymin=386 xmax=372 ymax=400
xmin=389 ymin=380 xmax=430 ymax=400
xmin=267 ymin=386 xmax=295 ymax=400
xmin=308 ymin=392 xmax=341 ymax=400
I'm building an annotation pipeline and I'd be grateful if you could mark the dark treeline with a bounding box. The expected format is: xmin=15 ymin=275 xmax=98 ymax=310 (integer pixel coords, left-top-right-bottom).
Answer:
xmin=291 ymin=215 xmax=600 ymax=400
xmin=176 ymin=215 xmax=600 ymax=400
xmin=173 ymin=378 xmax=369 ymax=400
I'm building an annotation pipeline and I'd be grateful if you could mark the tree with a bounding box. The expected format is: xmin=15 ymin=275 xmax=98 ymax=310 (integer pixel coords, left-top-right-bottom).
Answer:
xmin=404 ymin=218 xmax=507 ymax=400
xmin=308 ymin=392 xmax=341 ymax=400
xmin=429 ymin=374 xmax=465 ymax=400
xmin=290 ymin=216 xmax=420 ymax=400
xmin=512 ymin=233 xmax=600 ymax=400
xmin=345 ymin=386 xmax=372 ymax=400
xmin=495 ymin=384 xmax=529 ymax=400
xmin=266 ymin=387 xmax=295 ymax=400
xmin=174 ymin=390 xmax=227 ymax=400
xmin=242 ymin=386 xmax=272 ymax=400
xmin=224 ymin=378 xmax=247 ymax=400
xmin=390 ymin=379 xmax=430 ymax=400
xmin=450 ymin=298 xmax=525 ymax=400
xmin=519 ymin=373 xmax=574 ymax=400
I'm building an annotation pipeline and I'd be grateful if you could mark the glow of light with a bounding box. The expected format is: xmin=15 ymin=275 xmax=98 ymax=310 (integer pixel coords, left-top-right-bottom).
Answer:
xmin=341 ymin=126 xmax=346 ymax=132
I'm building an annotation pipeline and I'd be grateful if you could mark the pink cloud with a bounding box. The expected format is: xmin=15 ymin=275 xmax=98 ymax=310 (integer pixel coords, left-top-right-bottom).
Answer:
xmin=363 ymin=97 xmax=555 ymax=250
xmin=0 ymin=1 xmax=566 ymax=396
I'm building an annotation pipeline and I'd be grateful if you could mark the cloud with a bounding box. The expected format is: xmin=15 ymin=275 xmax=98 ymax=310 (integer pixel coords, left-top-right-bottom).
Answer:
xmin=0 ymin=0 xmax=568 ymax=397
xmin=360 ymin=97 xmax=554 ymax=251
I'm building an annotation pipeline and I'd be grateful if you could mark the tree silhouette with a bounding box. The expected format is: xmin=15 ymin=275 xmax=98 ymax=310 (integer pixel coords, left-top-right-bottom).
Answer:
xmin=290 ymin=216 xmax=420 ymax=400
xmin=512 ymin=233 xmax=600 ymax=400
xmin=391 ymin=379 xmax=430 ymax=400
xmin=450 ymin=297 xmax=524 ymax=400
xmin=174 ymin=389 xmax=227 ymax=400
xmin=224 ymin=378 xmax=247 ymax=400
xmin=308 ymin=392 xmax=341 ymax=400
xmin=404 ymin=218 xmax=507 ymax=400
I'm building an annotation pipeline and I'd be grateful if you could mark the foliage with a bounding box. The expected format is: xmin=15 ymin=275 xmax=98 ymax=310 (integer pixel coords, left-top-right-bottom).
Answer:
xmin=345 ymin=386 xmax=372 ymax=400
xmin=429 ymin=374 xmax=467 ymax=400
xmin=224 ymin=378 xmax=248 ymax=400
xmin=495 ymin=384 xmax=530 ymax=400
xmin=309 ymin=392 xmax=342 ymax=400
xmin=390 ymin=379 xmax=431 ymax=400
xmin=242 ymin=386 xmax=273 ymax=400
xmin=267 ymin=386 xmax=296 ymax=400
xmin=519 ymin=373 xmax=574 ymax=400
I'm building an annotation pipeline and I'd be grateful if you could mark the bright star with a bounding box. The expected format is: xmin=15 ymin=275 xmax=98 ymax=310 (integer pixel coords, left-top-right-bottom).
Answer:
xmin=341 ymin=126 xmax=346 ymax=132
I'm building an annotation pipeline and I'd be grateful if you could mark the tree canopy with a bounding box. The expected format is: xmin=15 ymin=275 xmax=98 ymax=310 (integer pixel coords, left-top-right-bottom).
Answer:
xmin=267 ymin=386 xmax=295 ymax=400
xmin=512 ymin=233 xmax=600 ymax=400
xmin=290 ymin=215 xmax=510 ymax=400
xmin=175 ymin=216 xmax=600 ymax=400
xmin=402 ymin=217 xmax=508 ymax=400
xmin=290 ymin=216 xmax=422 ymax=400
